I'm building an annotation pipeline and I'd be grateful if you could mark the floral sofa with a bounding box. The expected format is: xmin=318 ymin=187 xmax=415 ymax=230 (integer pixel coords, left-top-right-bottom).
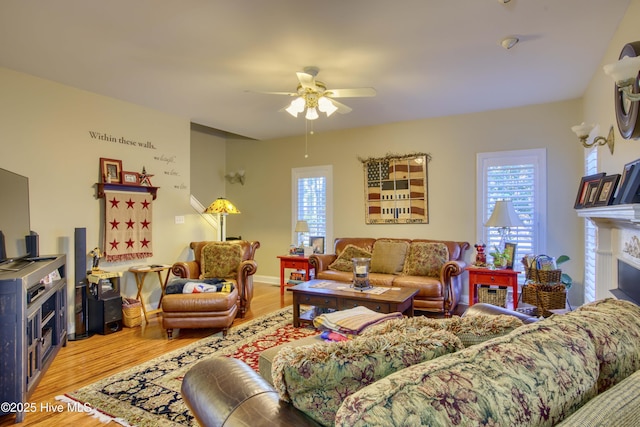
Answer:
xmin=181 ymin=299 xmax=640 ymax=427
xmin=309 ymin=237 xmax=470 ymax=316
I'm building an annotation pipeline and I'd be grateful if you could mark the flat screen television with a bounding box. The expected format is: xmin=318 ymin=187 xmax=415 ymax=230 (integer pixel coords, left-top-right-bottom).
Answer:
xmin=0 ymin=168 xmax=31 ymax=268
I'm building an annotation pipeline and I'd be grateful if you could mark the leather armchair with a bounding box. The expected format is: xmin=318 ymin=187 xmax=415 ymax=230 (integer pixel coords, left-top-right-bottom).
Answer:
xmin=170 ymin=240 xmax=260 ymax=317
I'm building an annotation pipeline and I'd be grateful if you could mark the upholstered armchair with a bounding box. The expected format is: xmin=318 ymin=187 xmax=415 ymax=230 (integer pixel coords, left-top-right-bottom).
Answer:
xmin=169 ymin=240 xmax=260 ymax=318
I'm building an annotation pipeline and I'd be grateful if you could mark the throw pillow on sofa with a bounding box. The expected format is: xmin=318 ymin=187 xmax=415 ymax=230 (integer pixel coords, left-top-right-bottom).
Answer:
xmin=402 ymin=241 xmax=449 ymax=277
xmin=328 ymin=244 xmax=372 ymax=272
xmin=370 ymin=240 xmax=409 ymax=274
xmin=272 ymin=328 xmax=463 ymax=426
xmin=199 ymin=242 xmax=243 ymax=279
xmin=360 ymin=314 xmax=523 ymax=347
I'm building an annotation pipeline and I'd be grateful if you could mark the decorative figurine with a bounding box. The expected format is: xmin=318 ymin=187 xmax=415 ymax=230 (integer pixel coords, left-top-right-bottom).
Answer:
xmin=139 ymin=166 xmax=154 ymax=186
xmin=90 ymin=247 xmax=103 ymax=272
xmin=474 ymin=243 xmax=487 ymax=267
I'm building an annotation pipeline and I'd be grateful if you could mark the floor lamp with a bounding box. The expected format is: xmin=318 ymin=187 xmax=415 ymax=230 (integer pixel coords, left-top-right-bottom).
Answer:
xmin=204 ymin=197 xmax=241 ymax=241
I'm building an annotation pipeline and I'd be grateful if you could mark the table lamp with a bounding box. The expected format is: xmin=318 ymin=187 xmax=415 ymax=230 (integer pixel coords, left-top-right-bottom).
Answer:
xmin=204 ymin=197 xmax=240 ymax=241
xmin=484 ymin=199 xmax=524 ymax=250
xmin=294 ymin=220 xmax=309 ymax=254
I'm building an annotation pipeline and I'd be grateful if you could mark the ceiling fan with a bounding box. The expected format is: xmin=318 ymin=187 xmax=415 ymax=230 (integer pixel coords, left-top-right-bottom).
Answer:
xmin=261 ymin=66 xmax=376 ymax=120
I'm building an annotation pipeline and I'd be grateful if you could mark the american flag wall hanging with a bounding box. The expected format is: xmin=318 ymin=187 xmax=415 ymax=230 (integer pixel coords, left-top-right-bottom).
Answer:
xmin=361 ymin=153 xmax=430 ymax=224
xmin=103 ymin=190 xmax=153 ymax=261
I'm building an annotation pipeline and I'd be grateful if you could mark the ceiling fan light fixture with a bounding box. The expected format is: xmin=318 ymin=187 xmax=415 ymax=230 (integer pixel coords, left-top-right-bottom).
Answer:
xmin=318 ymin=97 xmax=338 ymax=117
xmin=285 ymin=97 xmax=306 ymax=117
xmin=305 ymin=107 xmax=319 ymax=120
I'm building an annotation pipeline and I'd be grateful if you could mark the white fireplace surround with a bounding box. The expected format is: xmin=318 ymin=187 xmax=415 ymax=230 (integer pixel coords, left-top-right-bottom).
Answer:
xmin=577 ymin=205 xmax=640 ymax=301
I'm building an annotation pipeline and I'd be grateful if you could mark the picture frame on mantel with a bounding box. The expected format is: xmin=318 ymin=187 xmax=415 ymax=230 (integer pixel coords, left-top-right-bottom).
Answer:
xmin=593 ymin=174 xmax=620 ymax=207
xmin=100 ymin=158 xmax=122 ymax=184
xmin=574 ymin=173 xmax=605 ymax=209
xmin=614 ymin=158 xmax=640 ymax=205
xmin=121 ymin=171 xmax=140 ymax=186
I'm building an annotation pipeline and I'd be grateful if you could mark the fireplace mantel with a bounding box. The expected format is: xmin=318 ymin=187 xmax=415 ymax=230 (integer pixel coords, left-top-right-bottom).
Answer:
xmin=577 ymin=204 xmax=640 ymax=228
xmin=577 ymin=204 xmax=640 ymax=301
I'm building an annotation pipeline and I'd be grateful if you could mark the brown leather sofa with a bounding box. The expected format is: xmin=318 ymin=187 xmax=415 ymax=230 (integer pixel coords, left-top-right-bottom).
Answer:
xmin=309 ymin=237 xmax=470 ymax=317
xmin=180 ymin=304 xmax=536 ymax=427
xmin=162 ymin=240 xmax=260 ymax=338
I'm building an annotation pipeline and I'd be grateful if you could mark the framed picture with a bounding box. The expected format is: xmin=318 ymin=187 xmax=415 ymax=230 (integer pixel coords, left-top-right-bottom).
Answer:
xmin=309 ymin=236 xmax=325 ymax=254
xmin=100 ymin=158 xmax=123 ymax=184
xmin=593 ymin=174 xmax=620 ymax=206
xmin=583 ymin=180 xmax=602 ymax=208
xmin=121 ymin=171 xmax=140 ymax=186
xmin=574 ymin=173 xmax=605 ymax=209
xmin=614 ymin=158 xmax=640 ymax=204
xmin=618 ymin=165 xmax=640 ymax=204
xmin=504 ymin=242 xmax=517 ymax=270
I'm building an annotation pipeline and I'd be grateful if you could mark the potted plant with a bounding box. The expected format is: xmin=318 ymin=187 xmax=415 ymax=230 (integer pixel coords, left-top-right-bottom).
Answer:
xmin=489 ymin=246 xmax=509 ymax=268
xmin=556 ymin=255 xmax=572 ymax=288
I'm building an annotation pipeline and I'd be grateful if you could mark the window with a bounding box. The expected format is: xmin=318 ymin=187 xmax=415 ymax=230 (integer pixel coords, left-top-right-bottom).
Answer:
xmin=477 ymin=149 xmax=547 ymax=273
xmin=291 ymin=165 xmax=333 ymax=250
xmin=584 ymin=148 xmax=598 ymax=303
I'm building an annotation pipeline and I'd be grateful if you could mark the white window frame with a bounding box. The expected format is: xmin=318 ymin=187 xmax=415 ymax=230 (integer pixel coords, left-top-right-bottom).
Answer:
xmin=583 ymin=147 xmax=598 ymax=303
xmin=476 ymin=149 xmax=547 ymax=262
xmin=291 ymin=165 xmax=333 ymax=250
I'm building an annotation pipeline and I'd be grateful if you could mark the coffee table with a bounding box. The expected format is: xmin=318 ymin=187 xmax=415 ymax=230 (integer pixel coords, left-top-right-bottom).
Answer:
xmin=288 ymin=279 xmax=419 ymax=327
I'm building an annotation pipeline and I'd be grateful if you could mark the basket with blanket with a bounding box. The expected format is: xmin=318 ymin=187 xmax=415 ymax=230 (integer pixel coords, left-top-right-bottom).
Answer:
xmin=521 ymin=254 xmax=569 ymax=316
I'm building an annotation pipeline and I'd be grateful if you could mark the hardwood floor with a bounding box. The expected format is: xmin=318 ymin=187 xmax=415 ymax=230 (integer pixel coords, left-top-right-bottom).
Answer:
xmin=0 ymin=282 xmax=464 ymax=426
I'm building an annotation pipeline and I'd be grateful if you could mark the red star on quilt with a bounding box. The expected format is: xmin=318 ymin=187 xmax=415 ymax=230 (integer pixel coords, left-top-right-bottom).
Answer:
xmin=140 ymin=238 xmax=150 ymax=248
xmin=109 ymin=239 xmax=119 ymax=250
xmin=141 ymin=199 xmax=151 ymax=209
xmin=141 ymin=219 xmax=150 ymax=229
xmin=126 ymin=239 xmax=135 ymax=248
xmin=126 ymin=198 xmax=136 ymax=209
xmin=126 ymin=219 xmax=135 ymax=229
xmin=109 ymin=219 xmax=120 ymax=229
xmin=109 ymin=197 xmax=120 ymax=208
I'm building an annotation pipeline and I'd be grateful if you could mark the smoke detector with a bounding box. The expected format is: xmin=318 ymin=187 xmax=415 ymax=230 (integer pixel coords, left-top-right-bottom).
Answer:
xmin=500 ymin=37 xmax=519 ymax=50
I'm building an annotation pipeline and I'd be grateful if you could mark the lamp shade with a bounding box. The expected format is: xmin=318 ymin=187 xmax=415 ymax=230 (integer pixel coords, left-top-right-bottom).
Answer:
xmin=603 ymin=55 xmax=640 ymax=84
xmin=294 ymin=220 xmax=309 ymax=233
xmin=204 ymin=198 xmax=240 ymax=215
xmin=571 ymin=122 xmax=595 ymax=138
xmin=484 ymin=200 xmax=524 ymax=228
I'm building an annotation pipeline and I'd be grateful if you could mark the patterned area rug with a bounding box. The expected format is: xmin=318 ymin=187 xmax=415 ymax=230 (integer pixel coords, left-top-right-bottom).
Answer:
xmin=57 ymin=307 xmax=318 ymax=426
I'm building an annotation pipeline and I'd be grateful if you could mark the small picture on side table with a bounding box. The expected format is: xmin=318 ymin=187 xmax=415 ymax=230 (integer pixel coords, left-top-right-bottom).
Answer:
xmin=504 ymin=242 xmax=517 ymax=270
xmin=310 ymin=236 xmax=325 ymax=254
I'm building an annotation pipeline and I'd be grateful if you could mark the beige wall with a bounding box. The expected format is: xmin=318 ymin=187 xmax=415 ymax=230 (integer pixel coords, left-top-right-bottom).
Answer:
xmin=224 ymin=100 xmax=584 ymax=304
xmin=0 ymin=67 xmax=212 ymax=331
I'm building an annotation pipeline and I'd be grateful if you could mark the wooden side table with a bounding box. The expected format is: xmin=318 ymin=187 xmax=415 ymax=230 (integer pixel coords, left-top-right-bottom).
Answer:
xmin=277 ymin=255 xmax=315 ymax=295
xmin=128 ymin=265 xmax=172 ymax=322
xmin=466 ymin=266 xmax=521 ymax=309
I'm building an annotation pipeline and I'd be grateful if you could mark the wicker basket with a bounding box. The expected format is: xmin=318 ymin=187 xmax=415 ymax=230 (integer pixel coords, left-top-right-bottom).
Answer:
xmin=522 ymin=283 xmax=566 ymax=317
xmin=477 ymin=286 xmax=508 ymax=308
xmin=122 ymin=298 xmax=142 ymax=327
xmin=525 ymin=268 xmax=562 ymax=284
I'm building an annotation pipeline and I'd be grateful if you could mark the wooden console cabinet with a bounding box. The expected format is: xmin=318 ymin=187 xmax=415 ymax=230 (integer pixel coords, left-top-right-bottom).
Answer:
xmin=0 ymin=255 xmax=67 ymax=423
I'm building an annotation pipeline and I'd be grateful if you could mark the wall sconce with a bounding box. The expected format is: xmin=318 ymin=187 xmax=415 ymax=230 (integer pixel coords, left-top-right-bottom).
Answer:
xmin=571 ymin=123 xmax=615 ymax=154
xmin=225 ymin=170 xmax=245 ymax=185
xmin=603 ymin=42 xmax=640 ymax=139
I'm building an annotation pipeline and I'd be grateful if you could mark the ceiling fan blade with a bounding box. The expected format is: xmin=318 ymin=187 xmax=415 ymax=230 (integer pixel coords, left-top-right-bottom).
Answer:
xmin=326 ymin=87 xmax=377 ymax=98
xmin=296 ymin=72 xmax=316 ymax=90
xmin=330 ymin=99 xmax=353 ymax=114
xmin=249 ymin=90 xmax=298 ymax=96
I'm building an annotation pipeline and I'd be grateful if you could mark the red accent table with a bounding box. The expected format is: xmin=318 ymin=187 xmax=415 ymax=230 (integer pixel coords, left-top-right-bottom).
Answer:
xmin=466 ymin=266 xmax=521 ymax=309
xmin=277 ymin=255 xmax=315 ymax=295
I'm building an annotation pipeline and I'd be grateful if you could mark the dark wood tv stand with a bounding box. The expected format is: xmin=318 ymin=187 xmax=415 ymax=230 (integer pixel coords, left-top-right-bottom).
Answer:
xmin=0 ymin=255 xmax=67 ymax=423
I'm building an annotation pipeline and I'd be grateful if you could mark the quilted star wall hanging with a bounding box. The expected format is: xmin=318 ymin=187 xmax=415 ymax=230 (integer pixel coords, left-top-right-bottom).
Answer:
xmin=103 ymin=190 xmax=153 ymax=261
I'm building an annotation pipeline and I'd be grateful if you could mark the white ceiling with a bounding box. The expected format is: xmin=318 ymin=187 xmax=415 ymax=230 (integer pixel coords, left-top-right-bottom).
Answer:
xmin=0 ymin=0 xmax=631 ymax=140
